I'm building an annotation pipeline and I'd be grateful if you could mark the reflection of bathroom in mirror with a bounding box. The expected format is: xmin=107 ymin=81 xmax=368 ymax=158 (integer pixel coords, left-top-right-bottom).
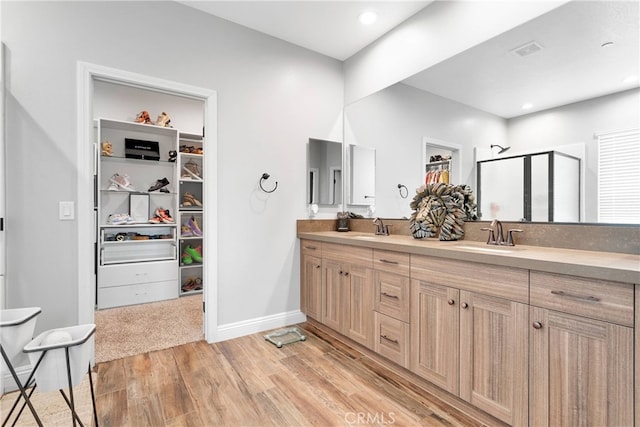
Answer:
xmin=348 ymin=145 xmax=376 ymax=205
xmin=423 ymin=139 xmax=461 ymax=186
xmin=343 ymin=0 xmax=639 ymax=223
xmin=307 ymin=138 xmax=342 ymax=206
xmin=477 ymin=151 xmax=580 ymax=223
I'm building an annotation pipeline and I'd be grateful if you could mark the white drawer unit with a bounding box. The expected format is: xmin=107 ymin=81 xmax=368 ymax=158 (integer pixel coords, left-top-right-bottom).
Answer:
xmin=98 ymin=280 xmax=178 ymax=309
xmin=98 ymin=260 xmax=178 ymax=288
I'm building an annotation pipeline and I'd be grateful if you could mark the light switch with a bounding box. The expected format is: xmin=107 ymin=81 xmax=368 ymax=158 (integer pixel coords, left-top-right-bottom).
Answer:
xmin=59 ymin=201 xmax=75 ymax=220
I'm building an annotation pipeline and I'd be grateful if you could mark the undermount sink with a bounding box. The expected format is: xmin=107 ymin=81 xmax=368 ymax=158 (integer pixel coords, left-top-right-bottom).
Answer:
xmin=454 ymin=244 xmax=516 ymax=254
xmin=351 ymin=235 xmax=379 ymax=240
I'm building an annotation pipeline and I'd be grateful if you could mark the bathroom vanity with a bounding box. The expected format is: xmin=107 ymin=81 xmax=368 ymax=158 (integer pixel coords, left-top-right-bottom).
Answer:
xmin=298 ymin=223 xmax=639 ymax=426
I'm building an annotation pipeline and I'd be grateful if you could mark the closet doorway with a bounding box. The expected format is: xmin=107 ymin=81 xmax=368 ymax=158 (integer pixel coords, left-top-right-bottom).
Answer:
xmin=76 ymin=63 xmax=218 ymax=361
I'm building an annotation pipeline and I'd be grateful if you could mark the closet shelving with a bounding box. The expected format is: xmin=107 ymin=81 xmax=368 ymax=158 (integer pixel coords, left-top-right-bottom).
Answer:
xmin=96 ymin=118 xmax=180 ymax=309
xmin=178 ymin=132 xmax=204 ymax=296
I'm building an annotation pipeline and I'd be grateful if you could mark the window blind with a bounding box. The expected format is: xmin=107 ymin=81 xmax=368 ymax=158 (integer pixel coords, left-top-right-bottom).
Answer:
xmin=597 ymin=128 xmax=640 ymax=223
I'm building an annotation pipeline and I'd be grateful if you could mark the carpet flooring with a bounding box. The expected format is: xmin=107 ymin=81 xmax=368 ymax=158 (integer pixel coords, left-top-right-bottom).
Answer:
xmin=94 ymin=294 xmax=204 ymax=364
xmin=0 ymin=372 xmax=97 ymax=426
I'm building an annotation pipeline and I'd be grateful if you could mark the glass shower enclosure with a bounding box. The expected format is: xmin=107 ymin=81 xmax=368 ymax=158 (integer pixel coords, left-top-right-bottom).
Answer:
xmin=477 ymin=151 xmax=581 ymax=222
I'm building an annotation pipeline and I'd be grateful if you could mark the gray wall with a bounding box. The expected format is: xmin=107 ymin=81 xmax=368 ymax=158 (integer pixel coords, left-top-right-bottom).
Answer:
xmin=2 ymin=1 xmax=343 ymax=331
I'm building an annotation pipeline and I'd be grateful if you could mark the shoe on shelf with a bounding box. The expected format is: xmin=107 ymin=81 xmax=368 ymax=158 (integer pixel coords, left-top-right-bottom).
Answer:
xmin=135 ymin=110 xmax=153 ymax=125
xmin=192 ymin=147 xmax=203 ymax=155
xmin=101 ymin=141 xmax=113 ymax=156
xmin=182 ymin=192 xmax=202 ymax=207
xmin=181 ymin=224 xmax=194 ymax=237
xmin=156 ymin=112 xmax=172 ymax=128
xmin=181 ymin=251 xmax=193 ymax=265
xmin=156 ymin=208 xmax=175 ymax=223
xmin=184 ymin=245 xmax=203 ymax=263
xmin=148 ymin=177 xmax=170 ymax=192
xmin=181 ymin=276 xmax=203 ymax=292
xmin=107 ymin=213 xmax=135 ymax=225
xmin=181 ymin=160 xmax=202 ymax=180
xmin=108 ymin=173 xmax=136 ymax=191
xmin=188 ymin=216 xmax=203 ymax=236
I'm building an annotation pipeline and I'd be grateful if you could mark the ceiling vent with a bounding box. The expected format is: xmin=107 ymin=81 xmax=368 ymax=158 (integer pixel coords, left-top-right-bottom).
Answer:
xmin=510 ymin=41 xmax=544 ymax=57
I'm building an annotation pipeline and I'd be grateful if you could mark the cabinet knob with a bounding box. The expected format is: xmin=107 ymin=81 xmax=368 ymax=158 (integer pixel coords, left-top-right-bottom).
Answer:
xmin=532 ymin=321 xmax=543 ymax=329
xmin=315 ymin=265 xmax=320 ymax=269
xmin=461 ymin=302 xmax=468 ymax=309
xmin=447 ymin=299 xmax=455 ymax=305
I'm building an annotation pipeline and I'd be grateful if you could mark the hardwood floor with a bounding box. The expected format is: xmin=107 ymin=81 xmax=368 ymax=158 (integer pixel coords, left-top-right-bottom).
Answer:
xmin=95 ymin=324 xmax=497 ymax=426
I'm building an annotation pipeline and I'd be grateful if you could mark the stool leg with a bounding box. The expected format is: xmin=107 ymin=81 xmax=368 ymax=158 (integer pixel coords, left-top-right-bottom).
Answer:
xmin=88 ymin=363 xmax=99 ymax=427
xmin=64 ymin=347 xmax=78 ymax=427
xmin=0 ymin=346 xmax=43 ymax=427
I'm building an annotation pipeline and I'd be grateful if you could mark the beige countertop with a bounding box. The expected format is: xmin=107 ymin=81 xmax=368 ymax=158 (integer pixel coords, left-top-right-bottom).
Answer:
xmin=298 ymin=231 xmax=640 ymax=284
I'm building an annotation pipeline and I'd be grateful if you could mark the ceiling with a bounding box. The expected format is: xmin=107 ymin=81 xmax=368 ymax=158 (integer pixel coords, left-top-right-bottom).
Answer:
xmin=403 ymin=0 xmax=640 ymax=118
xmin=178 ymin=1 xmax=432 ymax=61
xmin=179 ymin=1 xmax=639 ymax=119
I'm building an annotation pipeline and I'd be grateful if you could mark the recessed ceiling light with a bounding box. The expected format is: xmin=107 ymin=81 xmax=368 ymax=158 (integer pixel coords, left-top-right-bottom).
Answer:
xmin=521 ymin=103 xmax=533 ymax=110
xmin=359 ymin=11 xmax=378 ymax=26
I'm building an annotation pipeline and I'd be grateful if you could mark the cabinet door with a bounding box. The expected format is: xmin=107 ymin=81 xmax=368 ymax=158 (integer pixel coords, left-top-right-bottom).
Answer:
xmin=410 ymin=280 xmax=459 ymax=394
xmin=530 ymin=306 xmax=633 ymax=427
xmin=345 ymin=265 xmax=373 ymax=348
xmin=322 ymin=259 xmax=346 ymax=331
xmin=301 ymin=253 xmax=322 ymax=320
xmin=459 ymin=291 xmax=528 ymax=426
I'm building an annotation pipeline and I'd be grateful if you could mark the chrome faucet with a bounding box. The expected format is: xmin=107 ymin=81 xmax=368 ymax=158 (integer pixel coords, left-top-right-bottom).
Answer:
xmin=482 ymin=219 xmax=523 ymax=246
xmin=373 ymin=218 xmax=390 ymax=236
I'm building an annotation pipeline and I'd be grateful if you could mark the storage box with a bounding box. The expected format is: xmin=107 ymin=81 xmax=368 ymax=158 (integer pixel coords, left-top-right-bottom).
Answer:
xmin=125 ymin=138 xmax=160 ymax=161
xmin=0 ymin=307 xmax=41 ymax=366
xmin=24 ymin=324 xmax=95 ymax=392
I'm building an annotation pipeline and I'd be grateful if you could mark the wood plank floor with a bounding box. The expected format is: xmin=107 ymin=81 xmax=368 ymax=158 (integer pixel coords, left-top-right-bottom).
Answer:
xmin=95 ymin=324 xmax=496 ymax=426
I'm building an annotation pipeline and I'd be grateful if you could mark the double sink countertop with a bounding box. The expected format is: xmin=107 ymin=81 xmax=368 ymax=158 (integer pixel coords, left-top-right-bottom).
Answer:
xmin=298 ymin=231 xmax=640 ymax=284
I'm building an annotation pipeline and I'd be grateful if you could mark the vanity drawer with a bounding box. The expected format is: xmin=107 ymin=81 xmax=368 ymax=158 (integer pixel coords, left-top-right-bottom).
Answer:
xmin=530 ymin=271 xmax=634 ymax=327
xmin=373 ymin=249 xmax=410 ymax=276
xmin=374 ymin=271 xmax=410 ymax=322
xmin=374 ymin=312 xmax=410 ymax=368
xmin=300 ymin=239 xmax=321 ymax=256
xmin=322 ymin=242 xmax=372 ymax=266
xmin=410 ymin=255 xmax=529 ymax=304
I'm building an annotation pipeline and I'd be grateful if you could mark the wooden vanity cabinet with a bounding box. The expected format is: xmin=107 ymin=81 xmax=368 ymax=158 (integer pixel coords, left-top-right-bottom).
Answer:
xmin=300 ymin=240 xmax=322 ymax=320
xmin=373 ymin=249 xmax=411 ymax=367
xmin=321 ymin=243 xmax=374 ymax=349
xmin=410 ymin=255 xmax=529 ymax=426
xmin=529 ymin=272 xmax=634 ymax=426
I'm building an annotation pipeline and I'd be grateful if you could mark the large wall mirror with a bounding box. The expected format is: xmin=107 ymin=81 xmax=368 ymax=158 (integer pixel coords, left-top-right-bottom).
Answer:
xmin=343 ymin=0 xmax=639 ymax=223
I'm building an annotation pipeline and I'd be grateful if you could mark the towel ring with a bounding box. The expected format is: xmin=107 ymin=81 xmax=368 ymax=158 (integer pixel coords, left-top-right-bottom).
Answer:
xmin=259 ymin=173 xmax=278 ymax=193
xmin=398 ymin=184 xmax=408 ymax=199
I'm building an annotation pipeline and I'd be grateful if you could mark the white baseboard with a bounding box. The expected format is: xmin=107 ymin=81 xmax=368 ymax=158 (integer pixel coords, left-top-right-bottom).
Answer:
xmin=1 ymin=363 xmax=32 ymax=394
xmin=213 ymin=310 xmax=306 ymax=343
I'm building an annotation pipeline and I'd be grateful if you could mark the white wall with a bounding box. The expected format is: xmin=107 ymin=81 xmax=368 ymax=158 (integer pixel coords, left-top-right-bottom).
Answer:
xmin=344 ymin=83 xmax=507 ymax=219
xmin=2 ymin=1 xmax=343 ymax=332
xmin=507 ymin=88 xmax=640 ymax=222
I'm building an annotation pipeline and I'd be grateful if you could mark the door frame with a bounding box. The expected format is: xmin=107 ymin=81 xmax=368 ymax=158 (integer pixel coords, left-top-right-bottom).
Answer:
xmin=76 ymin=62 xmax=218 ymax=341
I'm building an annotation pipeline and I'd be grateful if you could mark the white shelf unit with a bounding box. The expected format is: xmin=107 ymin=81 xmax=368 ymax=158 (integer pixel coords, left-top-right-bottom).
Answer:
xmin=96 ymin=118 xmax=180 ymax=309
xmin=178 ymin=132 xmax=204 ymax=296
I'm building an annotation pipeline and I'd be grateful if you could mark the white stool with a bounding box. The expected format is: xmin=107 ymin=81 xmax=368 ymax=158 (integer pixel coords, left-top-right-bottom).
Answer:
xmin=24 ymin=324 xmax=98 ymax=427
xmin=0 ymin=307 xmax=43 ymax=426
